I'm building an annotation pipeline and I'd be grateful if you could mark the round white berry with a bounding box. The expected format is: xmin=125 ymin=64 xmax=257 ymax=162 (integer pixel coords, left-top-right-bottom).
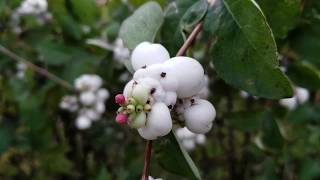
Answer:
xmin=184 ymin=99 xmax=216 ymax=134
xmin=85 ymin=109 xmax=101 ymax=121
xmin=80 ymin=91 xmax=96 ymax=106
xmin=182 ymin=139 xmax=196 ymax=150
xmin=97 ymin=88 xmax=110 ymax=101
xmin=138 ymin=77 xmax=166 ymax=102
xmin=123 ymin=80 xmax=135 ymax=98
xmin=131 ymin=42 xmax=170 ymax=71
xmin=295 ymin=87 xmax=309 ymax=104
xmin=95 ymin=102 xmax=105 ymax=114
xmin=195 ymin=134 xmax=206 ymax=145
xmin=164 ymin=57 xmax=204 ymax=98
xmin=138 ymin=102 xmax=172 ymax=140
xmin=158 ymin=65 xmax=179 ymax=91
xmin=76 ymin=116 xmax=91 ymax=129
xmin=163 ymin=91 xmax=177 ymax=107
xmin=279 ymin=97 xmax=297 ymax=110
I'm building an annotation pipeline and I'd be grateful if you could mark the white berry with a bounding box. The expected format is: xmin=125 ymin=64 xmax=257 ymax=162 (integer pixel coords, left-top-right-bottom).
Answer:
xmin=184 ymin=99 xmax=216 ymax=134
xmin=164 ymin=57 xmax=204 ymax=98
xmin=131 ymin=42 xmax=170 ymax=71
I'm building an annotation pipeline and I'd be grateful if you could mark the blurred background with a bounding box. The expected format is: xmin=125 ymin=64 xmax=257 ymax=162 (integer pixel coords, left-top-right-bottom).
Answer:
xmin=0 ymin=0 xmax=320 ymax=179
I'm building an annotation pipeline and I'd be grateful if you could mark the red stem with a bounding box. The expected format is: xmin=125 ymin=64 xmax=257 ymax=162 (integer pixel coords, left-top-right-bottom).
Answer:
xmin=141 ymin=140 xmax=153 ymax=180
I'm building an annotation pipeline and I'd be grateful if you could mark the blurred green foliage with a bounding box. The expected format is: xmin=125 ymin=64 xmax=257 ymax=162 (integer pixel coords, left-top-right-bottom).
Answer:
xmin=0 ymin=0 xmax=320 ymax=179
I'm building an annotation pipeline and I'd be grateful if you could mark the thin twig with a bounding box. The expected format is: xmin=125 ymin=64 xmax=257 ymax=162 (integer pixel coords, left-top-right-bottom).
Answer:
xmin=0 ymin=44 xmax=74 ymax=91
xmin=141 ymin=140 xmax=153 ymax=180
xmin=176 ymin=22 xmax=204 ymax=56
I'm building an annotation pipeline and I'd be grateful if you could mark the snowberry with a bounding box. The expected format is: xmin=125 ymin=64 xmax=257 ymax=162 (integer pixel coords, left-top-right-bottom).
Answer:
xmin=76 ymin=116 xmax=92 ymax=130
xmin=75 ymin=74 xmax=102 ymax=92
xmin=183 ymin=139 xmax=196 ymax=150
xmin=184 ymin=99 xmax=216 ymax=134
xmin=279 ymin=87 xmax=309 ymax=110
xmin=197 ymin=75 xmax=209 ymax=99
xmin=279 ymin=97 xmax=297 ymax=110
xmin=158 ymin=65 xmax=179 ymax=91
xmin=138 ymin=102 xmax=172 ymax=140
xmin=123 ymin=80 xmax=135 ymax=98
xmin=131 ymin=42 xmax=170 ymax=71
xmin=80 ymin=91 xmax=96 ymax=106
xmin=84 ymin=109 xmax=101 ymax=121
xmin=97 ymin=88 xmax=110 ymax=100
xmin=164 ymin=57 xmax=204 ymax=98
xmin=295 ymin=87 xmax=309 ymax=103
xmin=116 ymin=113 xmax=128 ymax=124
xmin=195 ymin=134 xmax=206 ymax=145
xmin=163 ymin=91 xmax=177 ymax=108
xmin=60 ymin=95 xmax=78 ymax=112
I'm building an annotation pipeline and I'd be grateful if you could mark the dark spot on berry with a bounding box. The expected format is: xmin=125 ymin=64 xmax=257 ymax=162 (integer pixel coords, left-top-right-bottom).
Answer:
xmin=168 ymin=105 xmax=173 ymax=109
xmin=150 ymin=88 xmax=156 ymax=94
xmin=191 ymin=99 xmax=195 ymax=104
xmin=178 ymin=99 xmax=183 ymax=104
xmin=133 ymin=81 xmax=138 ymax=85
xmin=146 ymin=100 xmax=150 ymax=104
xmin=160 ymin=72 xmax=166 ymax=78
xmin=142 ymin=65 xmax=147 ymax=69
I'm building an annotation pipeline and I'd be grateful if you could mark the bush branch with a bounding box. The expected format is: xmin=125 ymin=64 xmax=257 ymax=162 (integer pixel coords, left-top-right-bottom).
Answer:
xmin=0 ymin=44 xmax=74 ymax=91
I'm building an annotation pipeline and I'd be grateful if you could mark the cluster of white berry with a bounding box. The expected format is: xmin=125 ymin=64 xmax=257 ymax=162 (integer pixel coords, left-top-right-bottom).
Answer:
xmin=16 ymin=62 xmax=27 ymax=79
xmin=114 ymin=42 xmax=216 ymax=140
xmin=175 ymin=127 xmax=206 ymax=151
xmin=279 ymin=87 xmax=309 ymax=110
xmin=11 ymin=0 xmax=51 ymax=34
xmin=60 ymin=74 xmax=109 ymax=129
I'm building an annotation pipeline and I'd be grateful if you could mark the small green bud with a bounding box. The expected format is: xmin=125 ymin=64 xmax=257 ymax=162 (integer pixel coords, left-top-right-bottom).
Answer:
xmin=136 ymin=105 xmax=144 ymax=113
xmin=127 ymin=104 xmax=135 ymax=113
xmin=144 ymin=104 xmax=152 ymax=112
xmin=127 ymin=97 xmax=136 ymax=105
xmin=117 ymin=107 xmax=124 ymax=113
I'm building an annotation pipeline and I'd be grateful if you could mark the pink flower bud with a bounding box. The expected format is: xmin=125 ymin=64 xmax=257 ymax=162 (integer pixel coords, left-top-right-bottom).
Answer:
xmin=116 ymin=113 xmax=128 ymax=124
xmin=115 ymin=94 xmax=126 ymax=104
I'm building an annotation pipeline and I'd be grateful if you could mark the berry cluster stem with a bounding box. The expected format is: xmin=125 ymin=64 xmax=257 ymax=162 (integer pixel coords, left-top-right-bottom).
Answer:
xmin=140 ymin=10 xmax=210 ymax=180
xmin=141 ymin=140 xmax=153 ymax=180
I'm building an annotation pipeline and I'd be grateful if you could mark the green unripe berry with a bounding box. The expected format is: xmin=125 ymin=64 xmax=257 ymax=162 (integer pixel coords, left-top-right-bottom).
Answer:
xmin=136 ymin=105 xmax=144 ymax=113
xmin=127 ymin=104 xmax=135 ymax=113
xmin=130 ymin=112 xmax=147 ymax=128
xmin=127 ymin=97 xmax=136 ymax=105
xmin=117 ymin=107 xmax=124 ymax=113
xmin=144 ymin=104 xmax=152 ymax=112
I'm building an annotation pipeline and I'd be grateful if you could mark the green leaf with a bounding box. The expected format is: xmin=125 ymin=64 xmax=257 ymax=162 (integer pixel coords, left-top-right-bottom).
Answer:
xmin=48 ymin=0 xmax=82 ymax=40
xmin=161 ymin=0 xmax=196 ymax=55
xmin=286 ymin=61 xmax=320 ymax=90
xmin=154 ymin=132 xmax=201 ymax=180
xmin=226 ymin=110 xmax=265 ymax=132
xmin=255 ymin=0 xmax=301 ymax=39
xmin=119 ymin=1 xmax=164 ymax=49
xmin=206 ymin=0 xmax=293 ymax=99
xmin=180 ymin=0 xmax=208 ymax=32
xmin=290 ymin=7 xmax=320 ymax=67
xmin=69 ymin=0 xmax=99 ymax=26
xmin=260 ymin=112 xmax=284 ymax=150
